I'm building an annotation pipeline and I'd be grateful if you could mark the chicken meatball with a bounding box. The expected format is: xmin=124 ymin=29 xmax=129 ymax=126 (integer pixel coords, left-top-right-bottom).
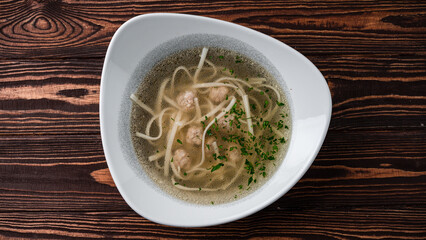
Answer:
xmin=176 ymin=90 xmax=196 ymax=112
xmin=217 ymin=115 xmax=236 ymax=134
xmin=186 ymin=125 xmax=203 ymax=146
xmin=209 ymin=86 xmax=229 ymax=104
xmin=173 ymin=148 xmax=191 ymax=170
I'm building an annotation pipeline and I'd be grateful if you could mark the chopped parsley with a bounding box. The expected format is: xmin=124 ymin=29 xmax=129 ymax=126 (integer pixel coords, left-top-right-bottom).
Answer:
xmin=211 ymin=163 xmax=224 ymax=172
xmin=206 ymin=129 xmax=213 ymax=136
xmin=177 ymin=139 xmax=182 ymax=144
xmin=264 ymin=100 xmax=269 ymax=108
xmin=276 ymin=120 xmax=284 ymax=130
xmin=244 ymin=160 xmax=255 ymax=174
xmin=263 ymin=121 xmax=270 ymax=129
xmin=248 ymin=176 xmax=253 ymax=186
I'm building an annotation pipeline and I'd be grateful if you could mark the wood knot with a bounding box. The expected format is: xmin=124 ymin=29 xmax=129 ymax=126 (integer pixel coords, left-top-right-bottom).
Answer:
xmin=91 ymin=168 xmax=116 ymax=187
xmin=34 ymin=16 xmax=51 ymax=30
xmin=57 ymin=89 xmax=89 ymax=98
xmin=3 ymin=0 xmax=100 ymax=52
xmin=381 ymin=14 xmax=426 ymax=28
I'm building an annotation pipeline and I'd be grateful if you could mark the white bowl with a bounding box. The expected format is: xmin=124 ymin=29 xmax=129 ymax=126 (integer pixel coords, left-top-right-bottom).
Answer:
xmin=100 ymin=13 xmax=331 ymax=227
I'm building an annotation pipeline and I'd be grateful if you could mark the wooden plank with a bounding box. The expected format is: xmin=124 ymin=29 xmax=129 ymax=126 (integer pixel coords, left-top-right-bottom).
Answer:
xmin=0 ymin=130 xmax=424 ymax=212
xmin=0 ymin=60 xmax=101 ymax=135
xmin=0 ymin=58 xmax=424 ymax=135
xmin=0 ymin=1 xmax=424 ymax=59
xmin=0 ymin=207 xmax=424 ymax=239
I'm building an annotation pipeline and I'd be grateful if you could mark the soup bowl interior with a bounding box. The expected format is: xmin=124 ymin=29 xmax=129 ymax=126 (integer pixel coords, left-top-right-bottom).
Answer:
xmin=100 ymin=13 xmax=331 ymax=227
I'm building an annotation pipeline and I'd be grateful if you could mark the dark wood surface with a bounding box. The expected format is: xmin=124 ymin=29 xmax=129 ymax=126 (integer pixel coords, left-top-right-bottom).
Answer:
xmin=0 ymin=0 xmax=425 ymax=239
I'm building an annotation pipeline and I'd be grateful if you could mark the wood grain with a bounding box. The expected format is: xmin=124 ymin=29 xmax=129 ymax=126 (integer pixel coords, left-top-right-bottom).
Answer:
xmin=0 ymin=0 xmax=424 ymax=58
xmin=0 ymin=0 xmax=425 ymax=239
xmin=0 ymin=207 xmax=425 ymax=239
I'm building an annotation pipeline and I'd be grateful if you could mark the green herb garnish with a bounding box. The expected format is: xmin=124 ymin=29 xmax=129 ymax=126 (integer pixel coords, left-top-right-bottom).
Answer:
xmin=264 ymin=100 xmax=269 ymax=108
xmin=248 ymin=176 xmax=253 ymax=186
xmin=244 ymin=160 xmax=255 ymax=174
xmin=211 ymin=163 xmax=224 ymax=172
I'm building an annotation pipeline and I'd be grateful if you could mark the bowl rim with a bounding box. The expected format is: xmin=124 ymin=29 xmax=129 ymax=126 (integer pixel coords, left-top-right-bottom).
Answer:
xmin=100 ymin=12 xmax=332 ymax=227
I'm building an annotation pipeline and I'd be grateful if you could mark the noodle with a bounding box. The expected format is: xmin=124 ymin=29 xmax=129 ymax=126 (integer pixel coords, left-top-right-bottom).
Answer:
xmin=193 ymin=47 xmax=209 ymax=83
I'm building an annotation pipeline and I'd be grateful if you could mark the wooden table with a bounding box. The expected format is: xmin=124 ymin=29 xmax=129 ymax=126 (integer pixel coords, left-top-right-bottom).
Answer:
xmin=1 ymin=0 xmax=425 ymax=239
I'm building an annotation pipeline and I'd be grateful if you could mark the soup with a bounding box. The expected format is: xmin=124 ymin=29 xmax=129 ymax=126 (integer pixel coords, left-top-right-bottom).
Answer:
xmin=130 ymin=47 xmax=291 ymax=204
